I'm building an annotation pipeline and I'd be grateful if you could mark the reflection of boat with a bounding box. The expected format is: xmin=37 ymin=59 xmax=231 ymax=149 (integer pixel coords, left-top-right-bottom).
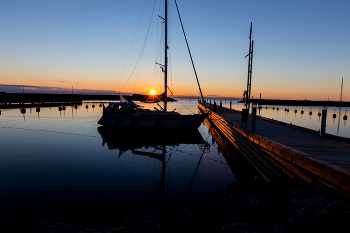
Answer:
xmin=98 ymin=126 xmax=210 ymax=200
xmin=98 ymin=0 xmax=205 ymax=128
xmin=98 ymin=126 xmax=208 ymax=157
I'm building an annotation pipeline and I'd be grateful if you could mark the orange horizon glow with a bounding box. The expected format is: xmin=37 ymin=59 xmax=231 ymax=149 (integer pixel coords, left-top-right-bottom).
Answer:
xmin=1 ymin=78 xmax=349 ymax=102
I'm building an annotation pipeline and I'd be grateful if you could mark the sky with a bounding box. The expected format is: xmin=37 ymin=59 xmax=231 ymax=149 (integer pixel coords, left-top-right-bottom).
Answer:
xmin=0 ymin=0 xmax=349 ymax=101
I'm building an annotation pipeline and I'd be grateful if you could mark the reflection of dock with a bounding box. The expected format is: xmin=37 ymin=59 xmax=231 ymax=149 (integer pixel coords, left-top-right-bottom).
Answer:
xmin=199 ymin=102 xmax=350 ymax=198
xmin=203 ymin=119 xmax=259 ymax=182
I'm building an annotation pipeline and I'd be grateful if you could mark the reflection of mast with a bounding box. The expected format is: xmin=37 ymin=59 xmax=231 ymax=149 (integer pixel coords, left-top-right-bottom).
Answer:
xmin=161 ymin=145 xmax=166 ymax=200
xmin=337 ymin=78 xmax=344 ymax=133
xmin=185 ymin=147 xmax=206 ymax=200
xmin=337 ymin=107 xmax=342 ymax=134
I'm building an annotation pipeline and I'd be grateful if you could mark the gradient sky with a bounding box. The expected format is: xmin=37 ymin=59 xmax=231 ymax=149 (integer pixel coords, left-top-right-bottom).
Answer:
xmin=0 ymin=0 xmax=349 ymax=101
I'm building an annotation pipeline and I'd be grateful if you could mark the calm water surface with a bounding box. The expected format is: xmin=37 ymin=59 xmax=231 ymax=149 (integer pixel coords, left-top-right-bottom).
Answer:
xmin=0 ymin=99 xmax=237 ymax=217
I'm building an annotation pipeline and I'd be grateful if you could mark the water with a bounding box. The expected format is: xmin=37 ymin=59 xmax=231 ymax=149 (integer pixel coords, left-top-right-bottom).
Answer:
xmin=0 ymin=99 xmax=238 ymax=218
xmin=220 ymin=100 xmax=350 ymax=139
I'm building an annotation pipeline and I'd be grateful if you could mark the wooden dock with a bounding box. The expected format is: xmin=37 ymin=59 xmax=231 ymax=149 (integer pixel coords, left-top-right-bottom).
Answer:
xmin=198 ymin=102 xmax=350 ymax=198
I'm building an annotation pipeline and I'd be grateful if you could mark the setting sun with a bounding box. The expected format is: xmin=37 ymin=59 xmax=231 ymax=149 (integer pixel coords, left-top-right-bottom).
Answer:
xmin=150 ymin=90 xmax=156 ymax=95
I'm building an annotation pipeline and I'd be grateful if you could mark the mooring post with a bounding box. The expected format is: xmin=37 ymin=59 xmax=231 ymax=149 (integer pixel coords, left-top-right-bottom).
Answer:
xmin=320 ymin=106 xmax=327 ymax=137
xmin=230 ymin=101 xmax=232 ymax=111
xmin=219 ymin=101 xmax=222 ymax=115
xmin=251 ymin=103 xmax=257 ymax=133
xmin=241 ymin=109 xmax=247 ymax=128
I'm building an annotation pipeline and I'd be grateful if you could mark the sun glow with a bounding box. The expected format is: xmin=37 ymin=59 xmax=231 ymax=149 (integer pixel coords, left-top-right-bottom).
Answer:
xmin=150 ymin=90 xmax=156 ymax=95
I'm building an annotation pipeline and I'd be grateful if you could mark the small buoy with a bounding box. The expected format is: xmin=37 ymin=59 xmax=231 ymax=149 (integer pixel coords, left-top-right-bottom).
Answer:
xmin=301 ymin=110 xmax=304 ymax=114
xmin=59 ymin=107 xmax=62 ymax=111
xmin=276 ymin=108 xmax=279 ymax=110
xmin=86 ymin=105 xmax=89 ymax=109
xmin=92 ymin=104 xmax=95 ymax=108
xmin=99 ymin=104 xmax=102 ymax=107
xmin=21 ymin=108 xmax=26 ymax=114
xmin=273 ymin=107 xmax=275 ymax=110
xmin=309 ymin=111 xmax=312 ymax=115
xmin=333 ymin=114 xmax=336 ymax=118
xmin=36 ymin=107 xmax=40 ymax=112
xmin=74 ymin=105 xmax=78 ymax=109
xmin=344 ymin=115 xmax=348 ymax=120
xmin=294 ymin=110 xmax=297 ymax=113
xmin=287 ymin=109 xmax=289 ymax=112
xmin=266 ymin=106 xmax=268 ymax=109
xmin=62 ymin=106 xmax=66 ymax=110
xmin=318 ymin=112 xmax=321 ymax=117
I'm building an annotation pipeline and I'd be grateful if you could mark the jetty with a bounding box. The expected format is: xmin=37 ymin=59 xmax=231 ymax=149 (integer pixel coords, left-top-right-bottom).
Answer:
xmin=198 ymin=101 xmax=350 ymax=198
xmin=251 ymin=98 xmax=350 ymax=107
xmin=0 ymin=93 xmax=177 ymax=109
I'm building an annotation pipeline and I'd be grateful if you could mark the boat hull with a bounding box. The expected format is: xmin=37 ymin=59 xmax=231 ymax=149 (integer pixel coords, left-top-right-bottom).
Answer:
xmin=98 ymin=114 xmax=205 ymax=129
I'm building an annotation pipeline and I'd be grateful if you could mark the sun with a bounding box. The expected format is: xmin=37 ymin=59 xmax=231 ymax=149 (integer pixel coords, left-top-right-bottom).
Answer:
xmin=150 ymin=90 xmax=156 ymax=95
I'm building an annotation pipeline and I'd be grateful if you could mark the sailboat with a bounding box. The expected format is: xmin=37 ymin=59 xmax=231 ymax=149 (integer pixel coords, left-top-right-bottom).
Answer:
xmin=98 ymin=0 xmax=205 ymax=129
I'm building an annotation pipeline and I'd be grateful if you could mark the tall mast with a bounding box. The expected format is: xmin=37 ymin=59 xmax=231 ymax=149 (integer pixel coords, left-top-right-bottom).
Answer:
xmin=340 ymin=77 xmax=343 ymax=103
xmin=244 ymin=22 xmax=253 ymax=128
xmin=164 ymin=0 xmax=168 ymax=111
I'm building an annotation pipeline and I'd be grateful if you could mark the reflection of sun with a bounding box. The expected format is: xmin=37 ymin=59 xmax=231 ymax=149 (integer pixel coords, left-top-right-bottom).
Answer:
xmin=150 ymin=90 xmax=156 ymax=95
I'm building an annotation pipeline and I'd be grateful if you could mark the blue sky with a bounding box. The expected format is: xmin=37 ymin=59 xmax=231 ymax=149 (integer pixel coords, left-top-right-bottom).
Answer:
xmin=0 ymin=0 xmax=349 ymax=100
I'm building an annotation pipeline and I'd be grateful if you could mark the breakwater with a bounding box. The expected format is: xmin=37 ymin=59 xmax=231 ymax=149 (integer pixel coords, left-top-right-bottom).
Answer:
xmin=251 ymin=98 xmax=350 ymax=107
xmin=0 ymin=93 xmax=176 ymax=109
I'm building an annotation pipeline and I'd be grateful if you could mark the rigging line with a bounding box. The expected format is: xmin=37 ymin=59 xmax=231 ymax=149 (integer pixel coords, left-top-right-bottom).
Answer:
xmin=132 ymin=44 xmax=147 ymax=93
xmin=176 ymin=98 xmax=196 ymax=114
xmin=118 ymin=158 xmax=142 ymax=197
xmin=152 ymin=0 xmax=163 ymax=91
xmin=0 ymin=126 xmax=100 ymax=138
xmin=119 ymin=0 xmax=157 ymax=93
xmin=114 ymin=0 xmax=150 ymax=93
xmin=131 ymin=153 xmax=142 ymax=195
xmin=150 ymin=26 xmax=165 ymax=93
xmin=174 ymin=0 xmax=205 ymax=103
xmin=185 ymin=146 xmax=206 ymax=200
xmin=109 ymin=150 xmax=127 ymax=193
